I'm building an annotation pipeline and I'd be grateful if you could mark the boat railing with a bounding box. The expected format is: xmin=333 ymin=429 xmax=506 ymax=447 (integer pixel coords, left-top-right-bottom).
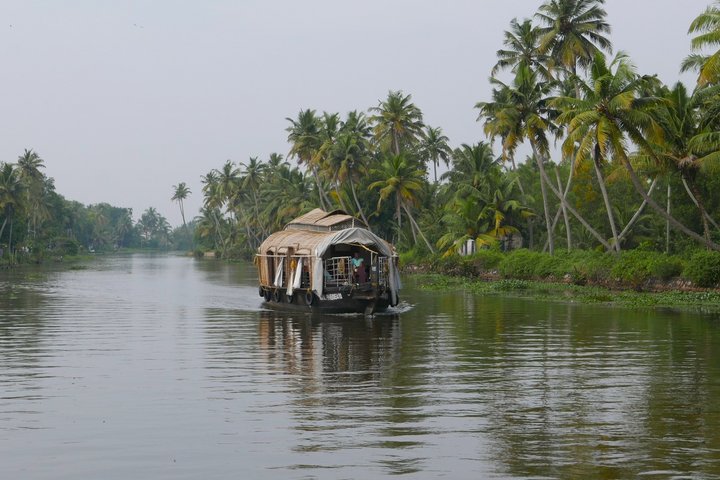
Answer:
xmin=324 ymin=256 xmax=352 ymax=287
xmin=377 ymin=256 xmax=389 ymax=288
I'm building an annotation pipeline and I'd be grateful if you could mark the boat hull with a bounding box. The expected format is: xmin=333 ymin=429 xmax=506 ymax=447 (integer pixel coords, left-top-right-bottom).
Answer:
xmin=260 ymin=287 xmax=392 ymax=314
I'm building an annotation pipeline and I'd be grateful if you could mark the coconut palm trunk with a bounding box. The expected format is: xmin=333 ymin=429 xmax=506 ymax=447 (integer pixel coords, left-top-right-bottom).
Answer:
xmin=617 ymin=152 xmax=720 ymax=251
xmin=685 ymin=176 xmax=712 ymax=247
xmin=534 ymin=152 xmax=613 ymax=251
xmin=681 ymin=176 xmax=720 ymax=236
xmin=348 ymin=177 xmax=370 ymax=228
xmin=530 ymin=143 xmax=554 ymax=255
xmin=8 ymin=218 xmax=13 ymax=264
xmin=309 ymin=166 xmax=329 ymax=210
xmin=592 ymin=146 xmax=621 ymax=252
xmin=333 ymin=184 xmax=349 ymax=212
xmin=555 ymin=167 xmax=572 ymax=251
xmin=666 ymin=180 xmax=671 ymax=254
xmin=681 ymin=177 xmax=720 ymax=231
xmin=402 ymin=203 xmax=435 ymax=253
xmin=616 ymin=177 xmax=658 ymax=243
xmin=543 ymin=160 xmax=576 ymax=253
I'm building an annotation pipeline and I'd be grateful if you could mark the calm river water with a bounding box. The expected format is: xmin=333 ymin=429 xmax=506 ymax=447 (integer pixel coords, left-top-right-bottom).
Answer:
xmin=1 ymin=254 xmax=719 ymax=479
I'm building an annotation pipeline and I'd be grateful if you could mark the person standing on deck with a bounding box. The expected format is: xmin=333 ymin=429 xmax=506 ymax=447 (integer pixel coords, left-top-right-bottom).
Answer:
xmin=352 ymin=252 xmax=366 ymax=283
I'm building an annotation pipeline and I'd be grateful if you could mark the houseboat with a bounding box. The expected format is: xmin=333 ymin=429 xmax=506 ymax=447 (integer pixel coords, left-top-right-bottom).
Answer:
xmin=256 ymin=209 xmax=400 ymax=314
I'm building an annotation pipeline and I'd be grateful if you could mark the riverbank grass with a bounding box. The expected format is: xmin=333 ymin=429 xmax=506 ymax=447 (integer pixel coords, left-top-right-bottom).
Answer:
xmin=406 ymin=248 xmax=720 ymax=310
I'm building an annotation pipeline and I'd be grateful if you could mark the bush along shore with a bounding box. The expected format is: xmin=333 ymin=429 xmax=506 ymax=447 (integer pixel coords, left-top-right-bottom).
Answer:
xmin=402 ymin=248 xmax=720 ymax=310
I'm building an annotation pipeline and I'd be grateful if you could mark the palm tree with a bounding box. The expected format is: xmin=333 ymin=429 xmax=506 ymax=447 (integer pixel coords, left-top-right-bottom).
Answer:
xmin=267 ymin=152 xmax=287 ymax=170
xmin=286 ymin=109 xmax=329 ymax=209
xmin=535 ymin=0 xmax=612 ymax=77
xmin=420 ymin=126 xmax=452 ymax=183
xmin=441 ymin=142 xmax=500 ymax=191
xmin=438 ymin=146 xmax=531 ymax=255
xmin=369 ymin=90 xmax=426 ymax=156
xmin=682 ymin=1 xmax=720 ymax=86
xmin=476 ymin=66 xmax=558 ymax=254
xmin=15 ymin=149 xmax=45 ymax=239
xmin=569 ymin=53 xmax=720 ymax=250
xmin=315 ymin=112 xmax=345 ymax=210
xmin=240 ymin=156 xmax=268 ymax=237
xmin=200 ymin=170 xmax=228 ymax=255
xmin=552 ymin=53 xmax=647 ymax=252
xmin=477 ymin=66 xmax=613 ymax=252
xmin=264 ymin=164 xmax=314 ymax=229
xmin=328 ymin=127 xmax=372 ymax=225
xmin=646 ymin=82 xmax=720 ymax=244
xmin=369 ymin=153 xmax=434 ymax=252
xmin=171 ymin=182 xmax=191 ymax=227
xmin=492 ymin=18 xmax=553 ymax=81
xmin=0 ymin=163 xmax=24 ymax=259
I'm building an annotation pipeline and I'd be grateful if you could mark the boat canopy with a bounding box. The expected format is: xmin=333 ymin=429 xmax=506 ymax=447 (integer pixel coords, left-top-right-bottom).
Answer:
xmin=257 ymin=210 xmax=399 ymax=304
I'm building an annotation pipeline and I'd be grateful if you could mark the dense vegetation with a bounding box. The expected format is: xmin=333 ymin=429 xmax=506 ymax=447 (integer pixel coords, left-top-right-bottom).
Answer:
xmin=193 ymin=0 xmax=720 ymax=271
xmin=5 ymin=0 xmax=720 ymax=286
xmin=0 ymin=149 xmax=185 ymax=264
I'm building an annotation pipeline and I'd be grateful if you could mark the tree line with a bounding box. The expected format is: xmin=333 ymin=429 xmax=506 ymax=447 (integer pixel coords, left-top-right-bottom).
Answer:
xmin=0 ymin=149 xmax=181 ymax=263
xmin=5 ymin=0 xmax=720 ymax=264
xmin=192 ymin=0 xmax=720 ymax=259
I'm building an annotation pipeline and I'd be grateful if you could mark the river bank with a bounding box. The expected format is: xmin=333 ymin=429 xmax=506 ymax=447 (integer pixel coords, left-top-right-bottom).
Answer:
xmin=413 ymin=273 xmax=720 ymax=311
xmin=404 ymin=248 xmax=720 ymax=311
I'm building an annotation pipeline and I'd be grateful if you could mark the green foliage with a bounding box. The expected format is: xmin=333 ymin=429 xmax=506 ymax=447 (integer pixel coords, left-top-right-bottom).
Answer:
xmin=651 ymin=257 xmax=685 ymax=280
xmin=684 ymin=251 xmax=720 ymax=287
xmin=51 ymin=237 xmax=80 ymax=256
xmin=610 ymin=251 xmax=655 ymax=288
xmin=494 ymin=279 xmax=530 ymax=290
xmin=498 ymin=250 xmax=547 ymax=279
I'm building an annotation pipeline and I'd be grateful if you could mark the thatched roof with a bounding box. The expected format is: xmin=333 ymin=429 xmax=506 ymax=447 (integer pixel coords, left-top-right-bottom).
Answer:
xmin=258 ymin=209 xmax=385 ymax=256
xmin=285 ymin=208 xmax=367 ymax=231
xmin=258 ymin=229 xmax=334 ymax=255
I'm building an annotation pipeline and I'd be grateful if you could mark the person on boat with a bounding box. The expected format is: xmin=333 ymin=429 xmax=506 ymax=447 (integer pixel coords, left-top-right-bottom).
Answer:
xmin=352 ymin=252 xmax=366 ymax=283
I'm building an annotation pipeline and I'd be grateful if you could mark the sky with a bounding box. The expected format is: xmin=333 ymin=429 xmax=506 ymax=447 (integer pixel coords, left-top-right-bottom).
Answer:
xmin=0 ymin=0 xmax=711 ymax=227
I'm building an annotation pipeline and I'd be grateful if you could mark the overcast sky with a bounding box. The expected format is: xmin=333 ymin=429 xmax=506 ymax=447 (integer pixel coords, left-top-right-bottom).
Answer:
xmin=0 ymin=0 xmax=711 ymax=226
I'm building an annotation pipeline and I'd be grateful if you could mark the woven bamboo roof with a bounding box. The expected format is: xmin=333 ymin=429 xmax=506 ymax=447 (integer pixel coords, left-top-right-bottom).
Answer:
xmin=285 ymin=208 xmax=367 ymax=231
xmin=259 ymin=209 xmax=383 ymax=255
xmin=258 ymin=229 xmax=334 ymax=255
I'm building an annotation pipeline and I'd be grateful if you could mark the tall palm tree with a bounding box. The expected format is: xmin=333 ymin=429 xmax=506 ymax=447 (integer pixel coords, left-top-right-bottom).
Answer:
xmin=567 ymin=53 xmax=720 ymax=250
xmin=647 ymin=82 xmax=720 ymax=244
xmin=439 ymin=144 xmax=531 ymax=254
xmin=171 ymin=182 xmax=191 ymax=227
xmin=240 ymin=156 xmax=268 ymax=237
xmin=0 ymin=163 xmax=24 ymax=258
xmin=492 ymin=18 xmax=553 ymax=81
xmin=264 ymin=165 xmax=314 ymax=229
xmin=420 ymin=126 xmax=452 ymax=183
xmin=369 ymin=153 xmax=434 ymax=252
xmin=477 ymin=66 xmax=613 ymax=252
xmin=200 ymin=170 xmax=228 ymax=255
xmin=552 ymin=53 xmax=646 ymax=252
xmin=315 ymin=112 xmax=345 ymax=210
xmin=441 ymin=142 xmax=501 ymax=196
xmin=369 ymin=90 xmax=426 ymax=156
xmin=328 ymin=127 xmax=372 ymax=225
xmin=286 ymin=109 xmax=329 ymax=209
xmin=682 ymin=1 xmax=720 ymax=86
xmin=476 ymin=66 xmax=558 ymax=254
xmin=535 ymin=0 xmax=612 ymax=76
xmin=15 ymin=149 xmax=45 ymax=239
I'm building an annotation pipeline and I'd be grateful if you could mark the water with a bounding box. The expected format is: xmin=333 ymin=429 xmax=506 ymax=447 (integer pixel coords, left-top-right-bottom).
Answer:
xmin=1 ymin=254 xmax=719 ymax=479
